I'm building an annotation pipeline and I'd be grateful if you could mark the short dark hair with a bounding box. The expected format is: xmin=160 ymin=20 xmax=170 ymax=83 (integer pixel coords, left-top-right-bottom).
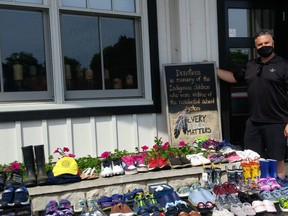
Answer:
xmin=254 ymin=29 xmax=274 ymax=40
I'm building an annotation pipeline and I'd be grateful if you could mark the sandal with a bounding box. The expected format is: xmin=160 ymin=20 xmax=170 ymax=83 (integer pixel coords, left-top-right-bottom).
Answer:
xmin=262 ymin=200 xmax=277 ymax=213
xmin=257 ymin=178 xmax=270 ymax=191
xmin=251 ymin=200 xmax=266 ymax=213
xmin=176 ymin=185 xmax=190 ymax=197
xmin=270 ymin=188 xmax=282 ymax=201
xmin=259 ymin=190 xmax=275 ymax=201
xmin=87 ymin=167 xmax=99 ymax=179
xmin=279 ymin=197 xmax=288 ymax=212
xmin=80 ymin=168 xmax=92 ymax=180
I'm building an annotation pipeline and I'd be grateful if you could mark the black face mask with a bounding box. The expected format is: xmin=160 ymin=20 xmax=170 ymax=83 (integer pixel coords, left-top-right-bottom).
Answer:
xmin=257 ymin=46 xmax=274 ymax=57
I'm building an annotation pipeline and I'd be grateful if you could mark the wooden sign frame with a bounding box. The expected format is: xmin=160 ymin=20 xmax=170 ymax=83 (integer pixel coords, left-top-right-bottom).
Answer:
xmin=163 ymin=62 xmax=222 ymax=146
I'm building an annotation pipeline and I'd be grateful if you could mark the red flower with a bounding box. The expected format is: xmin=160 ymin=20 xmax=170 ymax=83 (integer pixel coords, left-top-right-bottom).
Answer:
xmin=63 ymin=147 xmax=70 ymax=152
xmin=141 ymin=145 xmax=149 ymax=151
xmin=68 ymin=153 xmax=75 ymax=158
xmin=153 ymin=144 xmax=157 ymax=149
xmin=10 ymin=162 xmax=20 ymax=170
xmin=162 ymin=142 xmax=169 ymax=150
xmin=54 ymin=148 xmax=60 ymax=154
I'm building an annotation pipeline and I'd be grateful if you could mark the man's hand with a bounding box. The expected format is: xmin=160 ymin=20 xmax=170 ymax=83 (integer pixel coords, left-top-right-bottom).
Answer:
xmin=284 ymin=124 xmax=288 ymax=137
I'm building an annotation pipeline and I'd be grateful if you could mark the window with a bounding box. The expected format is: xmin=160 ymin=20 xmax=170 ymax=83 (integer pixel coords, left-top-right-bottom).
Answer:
xmin=0 ymin=0 xmax=161 ymax=121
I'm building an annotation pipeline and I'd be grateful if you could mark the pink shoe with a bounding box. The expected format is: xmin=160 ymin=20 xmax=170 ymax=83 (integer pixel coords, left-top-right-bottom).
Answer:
xmin=257 ymin=178 xmax=271 ymax=191
xmin=132 ymin=153 xmax=148 ymax=172
xmin=267 ymin=177 xmax=281 ymax=189
xmin=225 ymin=152 xmax=241 ymax=162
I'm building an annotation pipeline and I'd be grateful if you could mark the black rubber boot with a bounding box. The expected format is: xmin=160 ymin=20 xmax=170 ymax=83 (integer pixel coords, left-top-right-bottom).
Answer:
xmin=34 ymin=145 xmax=48 ymax=186
xmin=21 ymin=145 xmax=37 ymax=187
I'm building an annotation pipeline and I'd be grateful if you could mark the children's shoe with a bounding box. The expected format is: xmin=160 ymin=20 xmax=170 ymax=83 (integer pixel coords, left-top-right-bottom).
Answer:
xmin=0 ymin=171 xmax=7 ymax=192
xmin=148 ymin=157 xmax=160 ymax=171
xmin=73 ymin=198 xmax=87 ymax=213
xmin=45 ymin=200 xmax=59 ymax=216
xmin=13 ymin=186 xmax=30 ymax=207
xmin=111 ymin=158 xmax=125 ymax=175
xmin=5 ymin=170 xmax=23 ymax=189
xmin=121 ymin=203 xmax=134 ymax=216
xmin=58 ymin=199 xmax=73 ymax=216
xmin=121 ymin=156 xmax=138 ymax=175
xmin=145 ymin=193 xmax=162 ymax=214
xmin=100 ymin=159 xmax=113 ymax=177
xmin=0 ymin=187 xmax=15 ymax=208
xmin=133 ymin=192 xmax=149 ymax=216
xmin=124 ymin=188 xmax=144 ymax=208
xmin=133 ymin=153 xmax=149 ymax=172
xmin=158 ymin=156 xmax=171 ymax=170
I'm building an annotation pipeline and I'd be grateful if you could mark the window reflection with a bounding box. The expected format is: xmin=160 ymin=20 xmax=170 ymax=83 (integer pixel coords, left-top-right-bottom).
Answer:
xmin=15 ymin=0 xmax=42 ymax=4
xmin=90 ymin=0 xmax=112 ymax=10
xmin=61 ymin=0 xmax=86 ymax=8
xmin=0 ymin=9 xmax=47 ymax=92
xmin=61 ymin=14 xmax=138 ymax=91
xmin=114 ymin=0 xmax=135 ymax=12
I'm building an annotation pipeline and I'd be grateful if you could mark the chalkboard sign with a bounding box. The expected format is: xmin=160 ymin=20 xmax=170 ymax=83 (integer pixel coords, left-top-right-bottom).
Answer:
xmin=163 ymin=62 xmax=222 ymax=145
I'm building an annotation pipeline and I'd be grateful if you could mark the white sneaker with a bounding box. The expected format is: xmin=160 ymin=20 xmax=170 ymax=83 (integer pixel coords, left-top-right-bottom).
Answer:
xmin=100 ymin=159 xmax=113 ymax=177
xmin=111 ymin=158 xmax=125 ymax=175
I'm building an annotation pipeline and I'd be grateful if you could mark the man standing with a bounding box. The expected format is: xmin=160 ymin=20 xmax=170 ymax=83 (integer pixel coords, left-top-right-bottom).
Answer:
xmin=217 ymin=30 xmax=288 ymax=178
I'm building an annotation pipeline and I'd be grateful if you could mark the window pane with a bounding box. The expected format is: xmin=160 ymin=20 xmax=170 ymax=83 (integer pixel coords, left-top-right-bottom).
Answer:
xmin=101 ymin=17 xmax=137 ymax=89
xmin=114 ymin=0 xmax=135 ymax=12
xmin=15 ymin=0 xmax=42 ymax=4
xmin=90 ymin=0 xmax=112 ymax=10
xmin=0 ymin=9 xmax=47 ymax=92
xmin=61 ymin=0 xmax=86 ymax=8
xmin=61 ymin=14 xmax=101 ymax=90
xmin=228 ymin=9 xmax=249 ymax=37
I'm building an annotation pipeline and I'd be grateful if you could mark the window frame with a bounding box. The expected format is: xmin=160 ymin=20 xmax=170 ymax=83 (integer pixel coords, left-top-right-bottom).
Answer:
xmin=0 ymin=0 xmax=161 ymax=122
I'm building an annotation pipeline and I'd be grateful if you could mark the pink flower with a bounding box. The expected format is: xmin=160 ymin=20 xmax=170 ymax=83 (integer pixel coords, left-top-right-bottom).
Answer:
xmin=153 ymin=144 xmax=157 ymax=149
xmin=141 ymin=145 xmax=149 ymax=151
xmin=179 ymin=140 xmax=185 ymax=147
xmin=162 ymin=142 xmax=169 ymax=150
xmin=54 ymin=148 xmax=60 ymax=154
xmin=68 ymin=153 xmax=75 ymax=158
xmin=101 ymin=151 xmax=110 ymax=159
xmin=63 ymin=147 xmax=70 ymax=152
xmin=2 ymin=167 xmax=9 ymax=171
xmin=10 ymin=162 xmax=20 ymax=170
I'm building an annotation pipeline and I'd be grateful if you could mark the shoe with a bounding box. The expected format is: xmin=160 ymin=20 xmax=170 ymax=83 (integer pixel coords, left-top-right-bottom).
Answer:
xmin=199 ymin=187 xmax=216 ymax=203
xmin=45 ymin=200 xmax=59 ymax=216
xmin=0 ymin=187 xmax=14 ymax=208
xmin=121 ymin=203 xmax=134 ymax=216
xmin=73 ymin=198 xmax=88 ymax=213
xmin=188 ymin=188 xmax=208 ymax=206
xmin=267 ymin=177 xmax=281 ymax=189
xmin=5 ymin=170 xmax=23 ymax=189
xmin=148 ymin=157 xmax=161 ymax=171
xmin=124 ymin=188 xmax=144 ymax=208
xmin=133 ymin=153 xmax=149 ymax=172
xmin=251 ymin=200 xmax=266 ymax=213
xmin=0 ymin=171 xmax=7 ymax=191
xmin=262 ymin=200 xmax=277 ymax=213
xmin=176 ymin=186 xmax=190 ymax=198
xmin=174 ymin=200 xmax=193 ymax=214
xmin=164 ymin=202 xmax=178 ymax=216
xmin=214 ymin=195 xmax=230 ymax=210
xmin=111 ymin=158 xmax=125 ymax=175
xmin=111 ymin=194 xmax=124 ymax=205
xmin=100 ymin=159 xmax=113 ymax=177
xmin=257 ymin=178 xmax=270 ymax=191
xmin=186 ymin=153 xmax=210 ymax=166
xmin=58 ymin=199 xmax=73 ymax=216
xmin=242 ymin=202 xmax=256 ymax=215
xmin=169 ymin=157 xmax=183 ymax=169
xmin=158 ymin=156 xmax=171 ymax=170
xmin=145 ymin=193 xmax=162 ymax=215
xmin=13 ymin=186 xmax=30 ymax=207
xmin=110 ymin=204 xmax=123 ymax=216
xmin=279 ymin=197 xmax=288 ymax=212
xmin=98 ymin=196 xmax=114 ymax=210
xmin=121 ymin=156 xmax=138 ymax=175
xmin=230 ymin=204 xmax=246 ymax=216
xmin=133 ymin=192 xmax=149 ymax=216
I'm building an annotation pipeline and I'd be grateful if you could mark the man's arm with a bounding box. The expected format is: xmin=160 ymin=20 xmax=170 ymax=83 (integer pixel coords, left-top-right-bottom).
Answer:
xmin=217 ymin=68 xmax=237 ymax=84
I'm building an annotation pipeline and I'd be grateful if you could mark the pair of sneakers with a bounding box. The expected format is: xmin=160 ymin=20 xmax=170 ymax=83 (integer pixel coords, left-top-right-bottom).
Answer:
xmin=100 ymin=158 xmax=125 ymax=177
xmin=121 ymin=154 xmax=149 ymax=174
xmin=45 ymin=199 xmax=73 ymax=216
xmin=0 ymin=170 xmax=23 ymax=192
xmin=0 ymin=186 xmax=30 ymax=208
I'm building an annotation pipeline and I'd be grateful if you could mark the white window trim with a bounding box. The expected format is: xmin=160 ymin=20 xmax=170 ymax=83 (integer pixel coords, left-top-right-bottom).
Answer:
xmin=0 ymin=0 xmax=155 ymax=113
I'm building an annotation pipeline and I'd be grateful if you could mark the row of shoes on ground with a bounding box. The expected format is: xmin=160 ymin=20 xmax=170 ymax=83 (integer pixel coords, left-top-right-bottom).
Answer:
xmin=45 ymin=199 xmax=74 ymax=216
xmin=0 ymin=186 xmax=30 ymax=208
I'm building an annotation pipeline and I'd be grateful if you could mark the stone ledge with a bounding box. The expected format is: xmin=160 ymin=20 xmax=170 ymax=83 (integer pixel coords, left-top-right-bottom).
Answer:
xmin=28 ymin=162 xmax=239 ymax=196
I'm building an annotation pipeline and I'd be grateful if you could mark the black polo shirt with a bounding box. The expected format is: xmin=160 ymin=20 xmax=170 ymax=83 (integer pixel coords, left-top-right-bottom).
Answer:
xmin=234 ymin=55 xmax=288 ymax=123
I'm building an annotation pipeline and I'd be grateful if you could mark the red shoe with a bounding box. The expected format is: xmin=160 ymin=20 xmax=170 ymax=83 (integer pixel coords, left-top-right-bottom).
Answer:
xmin=158 ymin=156 xmax=171 ymax=170
xmin=148 ymin=157 xmax=160 ymax=171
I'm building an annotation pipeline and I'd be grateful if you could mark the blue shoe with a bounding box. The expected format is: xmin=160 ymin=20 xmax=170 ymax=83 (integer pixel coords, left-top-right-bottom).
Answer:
xmin=124 ymin=188 xmax=144 ymax=208
xmin=133 ymin=192 xmax=149 ymax=216
xmin=188 ymin=188 xmax=208 ymax=207
xmin=13 ymin=186 xmax=30 ymax=207
xmin=199 ymin=187 xmax=216 ymax=203
xmin=4 ymin=170 xmax=23 ymax=189
xmin=0 ymin=187 xmax=14 ymax=208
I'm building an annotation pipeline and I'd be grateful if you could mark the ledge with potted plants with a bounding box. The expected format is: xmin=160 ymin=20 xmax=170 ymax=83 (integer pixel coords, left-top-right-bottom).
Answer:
xmin=0 ymin=137 xmax=246 ymax=197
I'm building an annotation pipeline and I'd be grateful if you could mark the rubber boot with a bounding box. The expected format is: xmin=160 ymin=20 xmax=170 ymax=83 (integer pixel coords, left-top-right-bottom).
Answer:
xmin=34 ymin=145 xmax=48 ymax=185
xmin=259 ymin=159 xmax=270 ymax=178
xmin=241 ymin=160 xmax=252 ymax=182
xmin=267 ymin=159 xmax=277 ymax=178
xmin=213 ymin=167 xmax=222 ymax=186
xmin=226 ymin=166 xmax=236 ymax=184
xmin=21 ymin=145 xmax=37 ymax=187
xmin=250 ymin=160 xmax=260 ymax=182
xmin=203 ymin=167 xmax=214 ymax=189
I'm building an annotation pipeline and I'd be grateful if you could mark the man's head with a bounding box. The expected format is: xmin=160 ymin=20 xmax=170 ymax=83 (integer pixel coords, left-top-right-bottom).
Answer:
xmin=254 ymin=29 xmax=274 ymax=58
